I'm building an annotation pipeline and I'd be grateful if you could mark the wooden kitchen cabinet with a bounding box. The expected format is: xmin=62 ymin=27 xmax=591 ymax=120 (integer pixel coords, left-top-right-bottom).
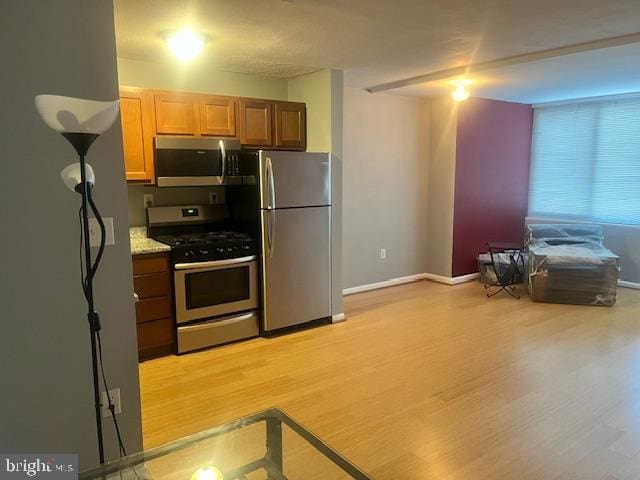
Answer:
xmin=133 ymin=252 xmax=175 ymax=360
xmin=153 ymin=91 xmax=196 ymax=135
xmin=238 ymin=99 xmax=273 ymax=148
xmin=119 ymin=87 xmax=156 ymax=182
xmin=119 ymin=86 xmax=308 ymax=182
xmin=274 ymin=101 xmax=306 ymax=150
xmin=199 ymin=95 xmax=237 ymax=137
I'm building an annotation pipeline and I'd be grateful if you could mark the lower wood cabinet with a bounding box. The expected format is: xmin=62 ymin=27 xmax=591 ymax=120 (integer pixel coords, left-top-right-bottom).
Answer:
xmin=133 ymin=252 xmax=175 ymax=360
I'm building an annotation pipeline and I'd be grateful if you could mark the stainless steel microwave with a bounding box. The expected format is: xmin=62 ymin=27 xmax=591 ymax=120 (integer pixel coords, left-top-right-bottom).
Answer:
xmin=154 ymin=137 xmax=256 ymax=187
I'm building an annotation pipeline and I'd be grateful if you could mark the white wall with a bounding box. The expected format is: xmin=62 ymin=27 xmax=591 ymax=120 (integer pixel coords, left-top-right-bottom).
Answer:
xmin=426 ymin=97 xmax=458 ymax=277
xmin=343 ymin=88 xmax=430 ymax=288
xmin=288 ymin=70 xmax=332 ymax=152
xmin=0 ymin=1 xmax=142 ymax=470
xmin=118 ymin=58 xmax=289 ymax=100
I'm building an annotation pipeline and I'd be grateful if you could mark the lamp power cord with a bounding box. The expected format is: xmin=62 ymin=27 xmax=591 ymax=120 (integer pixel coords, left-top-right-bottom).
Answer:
xmin=78 ymin=190 xmax=128 ymax=459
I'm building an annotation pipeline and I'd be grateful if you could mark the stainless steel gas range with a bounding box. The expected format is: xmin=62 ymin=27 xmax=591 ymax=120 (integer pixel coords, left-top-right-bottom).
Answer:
xmin=147 ymin=205 xmax=259 ymax=353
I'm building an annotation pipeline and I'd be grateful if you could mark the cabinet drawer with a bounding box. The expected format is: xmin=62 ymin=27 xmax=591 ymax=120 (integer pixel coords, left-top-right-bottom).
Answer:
xmin=134 ymin=272 xmax=171 ymax=299
xmin=137 ymin=317 xmax=174 ymax=350
xmin=132 ymin=254 xmax=169 ymax=275
xmin=135 ymin=296 xmax=172 ymax=324
xmin=177 ymin=312 xmax=258 ymax=353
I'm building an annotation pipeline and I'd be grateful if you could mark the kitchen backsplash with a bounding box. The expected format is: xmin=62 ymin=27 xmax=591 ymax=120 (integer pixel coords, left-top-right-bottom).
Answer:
xmin=127 ymin=184 xmax=225 ymax=226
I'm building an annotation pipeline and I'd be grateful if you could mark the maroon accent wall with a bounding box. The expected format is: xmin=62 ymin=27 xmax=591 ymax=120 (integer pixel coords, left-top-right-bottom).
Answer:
xmin=451 ymin=97 xmax=533 ymax=277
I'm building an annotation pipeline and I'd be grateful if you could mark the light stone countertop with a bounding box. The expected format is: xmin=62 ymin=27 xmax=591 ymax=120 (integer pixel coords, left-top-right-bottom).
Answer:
xmin=130 ymin=227 xmax=171 ymax=256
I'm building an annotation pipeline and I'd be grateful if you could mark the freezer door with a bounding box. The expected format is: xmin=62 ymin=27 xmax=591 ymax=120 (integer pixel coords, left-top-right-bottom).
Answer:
xmin=259 ymin=151 xmax=330 ymax=209
xmin=261 ymin=206 xmax=331 ymax=331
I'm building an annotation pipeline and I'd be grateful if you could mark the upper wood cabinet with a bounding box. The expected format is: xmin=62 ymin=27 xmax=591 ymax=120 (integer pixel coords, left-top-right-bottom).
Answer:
xmin=154 ymin=92 xmax=196 ymax=135
xmin=119 ymin=86 xmax=308 ymax=182
xmin=119 ymin=87 xmax=155 ymax=183
xmin=238 ymin=99 xmax=273 ymax=148
xmin=274 ymin=101 xmax=306 ymax=150
xmin=199 ymin=95 xmax=236 ymax=137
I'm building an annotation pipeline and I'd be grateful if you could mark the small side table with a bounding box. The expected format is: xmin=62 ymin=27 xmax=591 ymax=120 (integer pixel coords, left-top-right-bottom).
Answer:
xmin=484 ymin=242 xmax=525 ymax=299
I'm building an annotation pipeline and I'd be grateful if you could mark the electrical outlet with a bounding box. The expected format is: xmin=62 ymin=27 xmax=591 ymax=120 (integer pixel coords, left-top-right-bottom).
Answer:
xmin=209 ymin=192 xmax=218 ymax=205
xmin=380 ymin=248 xmax=387 ymax=260
xmin=89 ymin=217 xmax=115 ymax=247
xmin=101 ymin=388 xmax=121 ymax=417
xmin=143 ymin=194 xmax=154 ymax=208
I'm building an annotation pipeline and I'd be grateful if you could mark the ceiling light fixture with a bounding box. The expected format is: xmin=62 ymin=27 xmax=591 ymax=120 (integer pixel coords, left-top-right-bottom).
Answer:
xmin=164 ymin=29 xmax=208 ymax=62
xmin=191 ymin=466 xmax=224 ymax=480
xmin=450 ymin=78 xmax=472 ymax=102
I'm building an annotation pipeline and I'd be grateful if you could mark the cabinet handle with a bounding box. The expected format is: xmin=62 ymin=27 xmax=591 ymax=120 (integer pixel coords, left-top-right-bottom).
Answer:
xmin=133 ymin=292 xmax=139 ymax=302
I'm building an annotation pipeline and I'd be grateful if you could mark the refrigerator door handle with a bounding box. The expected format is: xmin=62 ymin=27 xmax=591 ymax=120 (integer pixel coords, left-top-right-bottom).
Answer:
xmin=266 ymin=156 xmax=276 ymax=209
xmin=267 ymin=209 xmax=276 ymax=258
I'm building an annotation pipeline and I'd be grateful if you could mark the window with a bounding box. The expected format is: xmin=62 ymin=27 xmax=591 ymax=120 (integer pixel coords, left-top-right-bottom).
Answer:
xmin=528 ymin=96 xmax=640 ymax=225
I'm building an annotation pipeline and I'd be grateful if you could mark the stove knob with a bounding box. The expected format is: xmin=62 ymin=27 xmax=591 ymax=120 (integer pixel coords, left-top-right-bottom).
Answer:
xmin=184 ymin=250 xmax=193 ymax=258
xmin=199 ymin=249 xmax=209 ymax=255
xmin=216 ymin=247 xmax=224 ymax=254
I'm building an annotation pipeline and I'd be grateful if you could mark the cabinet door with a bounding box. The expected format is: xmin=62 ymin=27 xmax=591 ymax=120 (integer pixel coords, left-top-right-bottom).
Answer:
xmin=199 ymin=95 xmax=236 ymax=136
xmin=119 ymin=87 xmax=155 ymax=182
xmin=239 ymin=99 xmax=273 ymax=147
xmin=154 ymin=92 xmax=196 ymax=135
xmin=274 ymin=101 xmax=306 ymax=150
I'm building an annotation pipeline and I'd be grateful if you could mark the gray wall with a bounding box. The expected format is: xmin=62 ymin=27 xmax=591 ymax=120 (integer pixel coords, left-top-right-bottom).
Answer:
xmin=0 ymin=1 xmax=142 ymax=470
xmin=426 ymin=97 xmax=458 ymax=277
xmin=330 ymin=70 xmax=344 ymax=315
xmin=343 ymin=88 xmax=430 ymax=288
xmin=527 ymin=217 xmax=640 ymax=284
xmin=128 ymin=185 xmax=225 ymax=227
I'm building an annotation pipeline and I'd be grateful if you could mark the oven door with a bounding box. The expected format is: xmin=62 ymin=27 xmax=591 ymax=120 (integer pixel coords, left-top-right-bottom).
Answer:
xmin=174 ymin=256 xmax=258 ymax=324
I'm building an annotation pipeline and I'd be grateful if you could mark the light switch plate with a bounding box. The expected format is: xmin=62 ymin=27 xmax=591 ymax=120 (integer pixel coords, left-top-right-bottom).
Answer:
xmin=89 ymin=217 xmax=115 ymax=247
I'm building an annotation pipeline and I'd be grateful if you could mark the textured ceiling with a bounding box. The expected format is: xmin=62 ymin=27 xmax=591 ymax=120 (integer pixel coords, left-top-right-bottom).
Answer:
xmin=388 ymin=43 xmax=640 ymax=103
xmin=114 ymin=0 xmax=640 ymax=87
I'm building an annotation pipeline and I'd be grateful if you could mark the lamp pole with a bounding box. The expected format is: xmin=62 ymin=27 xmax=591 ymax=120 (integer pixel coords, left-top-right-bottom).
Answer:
xmin=64 ymin=132 xmax=105 ymax=465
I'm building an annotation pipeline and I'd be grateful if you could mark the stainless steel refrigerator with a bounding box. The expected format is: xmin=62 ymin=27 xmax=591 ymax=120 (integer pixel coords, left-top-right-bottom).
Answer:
xmin=259 ymin=151 xmax=331 ymax=332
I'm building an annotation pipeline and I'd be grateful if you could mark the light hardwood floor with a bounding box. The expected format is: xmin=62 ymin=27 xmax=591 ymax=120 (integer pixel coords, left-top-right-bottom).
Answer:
xmin=139 ymin=280 xmax=640 ymax=479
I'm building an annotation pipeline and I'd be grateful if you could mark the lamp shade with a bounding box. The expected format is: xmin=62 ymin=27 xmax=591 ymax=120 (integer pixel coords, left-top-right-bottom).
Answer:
xmin=35 ymin=95 xmax=119 ymax=134
xmin=61 ymin=162 xmax=95 ymax=193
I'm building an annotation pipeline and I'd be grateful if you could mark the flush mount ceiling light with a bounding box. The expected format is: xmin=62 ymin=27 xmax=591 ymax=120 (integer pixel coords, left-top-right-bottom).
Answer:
xmin=450 ymin=78 xmax=472 ymax=102
xmin=191 ymin=466 xmax=223 ymax=480
xmin=163 ymin=29 xmax=209 ymax=62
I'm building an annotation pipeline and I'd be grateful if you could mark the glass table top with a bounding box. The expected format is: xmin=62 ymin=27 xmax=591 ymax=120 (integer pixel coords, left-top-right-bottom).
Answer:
xmin=80 ymin=408 xmax=371 ymax=480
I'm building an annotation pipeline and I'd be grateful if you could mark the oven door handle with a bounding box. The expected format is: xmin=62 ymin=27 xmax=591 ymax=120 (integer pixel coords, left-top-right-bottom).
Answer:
xmin=179 ymin=312 xmax=257 ymax=331
xmin=174 ymin=255 xmax=257 ymax=270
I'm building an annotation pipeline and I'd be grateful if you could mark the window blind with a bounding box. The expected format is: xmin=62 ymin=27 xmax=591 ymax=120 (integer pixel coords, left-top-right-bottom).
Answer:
xmin=529 ymin=97 xmax=640 ymax=226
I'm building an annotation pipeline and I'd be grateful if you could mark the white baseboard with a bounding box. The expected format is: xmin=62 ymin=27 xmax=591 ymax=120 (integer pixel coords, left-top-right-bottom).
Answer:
xmin=619 ymin=280 xmax=640 ymax=290
xmin=423 ymin=272 xmax=480 ymax=285
xmin=343 ymin=273 xmax=429 ymax=296
xmin=342 ymin=271 xmax=481 ymax=296
xmin=331 ymin=313 xmax=347 ymax=323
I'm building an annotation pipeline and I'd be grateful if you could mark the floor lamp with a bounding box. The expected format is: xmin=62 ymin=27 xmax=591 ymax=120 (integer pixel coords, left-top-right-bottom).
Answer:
xmin=34 ymin=94 xmax=120 ymax=464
